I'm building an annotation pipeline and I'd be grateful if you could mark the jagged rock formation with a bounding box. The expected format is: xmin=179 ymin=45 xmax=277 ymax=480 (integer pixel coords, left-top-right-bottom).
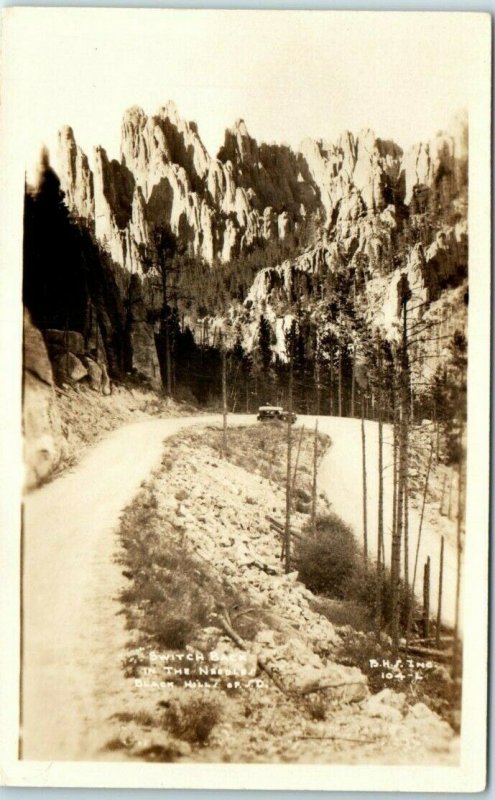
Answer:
xmin=55 ymin=101 xmax=466 ymax=277
xmin=29 ymin=104 xmax=468 ymax=393
xmin=57 ymin=103 xmax=317 ymax=271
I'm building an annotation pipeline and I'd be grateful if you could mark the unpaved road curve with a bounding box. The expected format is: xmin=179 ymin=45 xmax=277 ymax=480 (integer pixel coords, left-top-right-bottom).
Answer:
xmin=22 ymin=414 xmax=235 ymax=760
xmin=22 ymin=412 xmax=458 ymax=761
xmin=306 ymin=416 xmax=458 ymax=628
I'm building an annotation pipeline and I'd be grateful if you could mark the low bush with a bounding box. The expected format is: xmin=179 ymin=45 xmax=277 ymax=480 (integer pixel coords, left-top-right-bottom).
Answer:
xmin=346 ymin=561 xmax=413 ymax=630
xmin=206 ymin=426 xmax=330 ymax=495
xmin=296 ymin=513 xmax=417 ymax=631
xmin=162 ymin=697 xmax=223 ymax=744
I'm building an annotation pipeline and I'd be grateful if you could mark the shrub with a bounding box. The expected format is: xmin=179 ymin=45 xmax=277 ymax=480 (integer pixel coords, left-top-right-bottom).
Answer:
xmin=152 ymin=613 xmax=196 ymax=650
xmin=162 ymin=697 xmax=223 ymax=744
xmin=346 ymin=562 xmax=414 ymax=630
xmin=296 ymin=512 xmax=417 ymax=631
xmin=304 ymin=695 xmax=328 ymax=721
xmin=294 ymin=513 xmax=358 ymax=598
xmin=137 ymin=744 xmax=180 ymax=762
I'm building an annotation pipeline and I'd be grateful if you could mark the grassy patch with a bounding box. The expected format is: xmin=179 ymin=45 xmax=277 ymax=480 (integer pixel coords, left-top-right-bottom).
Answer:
xmin=206 ymin=424 xmax=330 ymax=495
xmin=117 ymin=481 xmax=274 ymax=654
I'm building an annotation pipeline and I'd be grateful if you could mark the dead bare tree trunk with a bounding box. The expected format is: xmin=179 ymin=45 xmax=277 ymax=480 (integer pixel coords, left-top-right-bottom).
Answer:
xmin=314 ymin=336 xmax=321 ymax=416
xmin=361 ymin=398 xmax=368 ymax=562
xmin=329 ymin=343 xmax=334 ymax=416
xmin=448 ymin=473 xmax=453 ymax=520
xmin=311 ymin=420 xmax=319 ymax=536
xmin=376 ymin=373 xmax=384 ymax=635
xmin=338 ymin=348 xmax=343 ymax=417
xmin=436 ymin=536 xmax=445 ymax=649
xmin=284 ymin=339 xmax=294 ymax=574
xmin=291 ymin=424 xmax=306 ymax=500
xmin=221 ymin=334 xmax=228 ymax=457
xmin=440 ymin=472 xmax=447 ymax=515
xmin=403 ymin=456 xmax=410 ymax=618
xmin=350 ymin=345 xmax=356 ymax=418
xmin=391 ymin=464 xmax=404 ymax=655
xmin=405 ymin=439 xmax=434 ymax=652
xmin=164 ymin=320 xmax=172 ymax=396
xmin=423 ymin=556 xmax=431 ymax=639
xmin=391 ymin=282 xmax=411 ymax=657
xmin=452 ymin=420 xmax=464 ymax=680
xmin=404 ymin=467 xmax=409 ymax=583
xmin=391 ymin=387 xmax=398 ymax=557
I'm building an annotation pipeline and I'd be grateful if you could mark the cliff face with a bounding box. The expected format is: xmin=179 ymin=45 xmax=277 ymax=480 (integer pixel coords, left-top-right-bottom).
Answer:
xmin=32 ymin=104 xmax=467 ymax=391
xmin=56 ymin=102 xmax=466 ymax=270
xmin=58 ymin=103 xmax=318 ymax=270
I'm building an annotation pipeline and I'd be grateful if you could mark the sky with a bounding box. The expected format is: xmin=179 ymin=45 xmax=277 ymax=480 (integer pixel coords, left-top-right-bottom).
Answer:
xmin=4 ymin=8 xmax=479 ymax=178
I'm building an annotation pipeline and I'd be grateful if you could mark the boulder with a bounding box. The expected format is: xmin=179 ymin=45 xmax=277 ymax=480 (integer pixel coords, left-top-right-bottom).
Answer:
xmin=101 ymin=362 xmax=112 ymax=396
xmin=81 ymin=356 xmax=103 ymax=391
xmin=44 ymin=329 xmax=85 ymax=356
xmin=53 ymin=352 xmax=88 ymax=383
xmin=24 ymin=310 xmax=54 ymax=386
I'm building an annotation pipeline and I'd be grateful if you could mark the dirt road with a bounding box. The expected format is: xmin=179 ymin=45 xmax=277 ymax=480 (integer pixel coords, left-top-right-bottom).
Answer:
xmin=21 ymin=412 xmax=458 ymax=761
xmin=314 ymin=416 xmax=459 ymax=628
xmin=22 ymin=415 xmax=227 ymax=760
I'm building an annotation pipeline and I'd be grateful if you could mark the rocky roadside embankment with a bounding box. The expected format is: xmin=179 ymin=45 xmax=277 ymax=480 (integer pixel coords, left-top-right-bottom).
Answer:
xmin=110 ymin=427 xmax=458 ymax=764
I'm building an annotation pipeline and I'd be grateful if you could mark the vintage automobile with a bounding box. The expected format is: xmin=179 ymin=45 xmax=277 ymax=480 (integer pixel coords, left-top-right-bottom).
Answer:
xmin=257 ymin=405 xmax=297 ymax=424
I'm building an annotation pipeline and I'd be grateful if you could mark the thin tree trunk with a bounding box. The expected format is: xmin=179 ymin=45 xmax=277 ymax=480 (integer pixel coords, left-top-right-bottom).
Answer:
xmin=376 ymin=400 xmax=384 ymax=635
xmin=452 ymin=420 xmax=464 ymax=680
xmin=329 ymin=343 xmax=334 ymax=416
xmin=405 ymin=439 xmax=434 ymax=652
xmin=159 ymin=246 xmax=173 ymax=396
xmin=392 ymin=400 xmax=398 ymax=558
xmin=391 ymin=293 xmax=410 ymax=656
xmin=284 ymin=342 xmax=294 ymax=574
xmin=361 ymin=398 xmax=368 ymax=561
xmin=311 ymin=420 xmax=318 ymax=536
xmin=423 ymin=556 xmax=431 ymax=639
xmin=314 ymin=332 xmax=321 ymax=416
xmin=403 ymin=455 xmax=410 ymax=614
xmin=448 ymin=473 xmax=453 ymax=520
xmin=391 ymin=446 xmax=404 ymax=656
xmin=350 ymin=347 xmax=355 ymax=418
xmin=165 ymin=322 xmax=172 ymax=395
xmin=338 ymin=349 xmax=343 ymax=417
xmin=221 ymin=337 xmax=228 ymax=457
xmin=436 ymin=536 xmax=445 ymax=649
xmin=291 ymin=425 xmax=306 ymax=500
xmin=440 ymin=472 xmax=447 ymax=515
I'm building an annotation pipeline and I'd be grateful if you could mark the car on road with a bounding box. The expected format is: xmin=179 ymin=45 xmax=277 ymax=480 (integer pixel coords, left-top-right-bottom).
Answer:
xmin=257 ymin=405 xmax=297 ymax=424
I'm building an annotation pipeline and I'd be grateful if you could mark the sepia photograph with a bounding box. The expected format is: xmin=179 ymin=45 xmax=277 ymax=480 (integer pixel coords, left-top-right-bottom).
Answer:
xmin=0 ymin=6 xmax=491 ymax=792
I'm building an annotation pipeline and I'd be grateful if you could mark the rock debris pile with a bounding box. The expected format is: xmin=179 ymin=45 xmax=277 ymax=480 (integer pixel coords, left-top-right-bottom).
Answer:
xmin=125 ymin=429 xmax=459 ymax=764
